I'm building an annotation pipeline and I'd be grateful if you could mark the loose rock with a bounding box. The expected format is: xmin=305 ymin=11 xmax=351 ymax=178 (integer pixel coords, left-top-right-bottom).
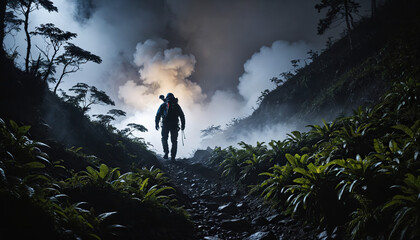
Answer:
xmin=218 ymin=202 xmax=239 ymax=214
xmin=245 ymin=231 xmax=277 ymax=240
xmin=221 ymin=218 xmax=252 ymax=232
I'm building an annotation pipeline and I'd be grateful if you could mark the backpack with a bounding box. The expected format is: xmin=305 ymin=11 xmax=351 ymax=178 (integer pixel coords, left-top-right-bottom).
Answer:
xmin=161 ymin=98 xmax=178 ymax=120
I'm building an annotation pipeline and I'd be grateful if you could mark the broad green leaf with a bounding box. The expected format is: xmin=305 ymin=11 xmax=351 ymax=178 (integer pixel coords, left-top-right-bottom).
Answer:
xmin=140 ymin=178 xmax=149 ymax=191
xmin=99 ymin=164 xmax=109 ymax=179
xmin=23 ymin=161 xmax=45 ymax=169
xmin=259 ymin=172 xmax=274 ymax=177
xmin=389 ymin=140 xmax=399 ymax=153
xmin=9 ymin=120 xmax=19 ymax=132
xmin=18 ymin=125 xmax=31 ymax=135
xmin=285 ymin=154 xmax=296 ymax=166
xmin=36 ymin=155 xmax=51 ymax=165
xmin=373 ymin=139 xmax=385 ymax=153
xmin=151 ymin=186 xmax=174 ymax=196
xmin=307 ymin=163 xmax=318 ymax=173
xmin=86 ymin=166 xmax=98 ymax=177
xmin=293 ymin=167 xmax=309 ymax=177
xmin=349 ymin=179 xmax=358 ymax=193
xmin=98 ymin=211 xmax=117 ymax=221
xmin=293 ymin=177 xmax=310 ymax=185
xmin=0 ymin=168 xmax=6 ymax=183
xmin=34 ymin=141 xmax=50 ymax=148
xmin=338 ymin=183 xmax=347 ymax=200
xmin=88 ymin=233 xmax=102 ymax=240
xmin=392 ymin=124 xmax=414 ymax=138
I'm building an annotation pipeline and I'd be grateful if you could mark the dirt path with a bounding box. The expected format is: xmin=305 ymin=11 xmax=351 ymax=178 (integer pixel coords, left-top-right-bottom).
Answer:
xmin=159 ymin=158 xmax=321 ymax=240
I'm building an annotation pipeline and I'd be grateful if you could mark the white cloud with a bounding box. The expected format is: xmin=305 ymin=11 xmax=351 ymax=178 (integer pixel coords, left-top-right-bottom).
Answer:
xmin=238 ymin=40 xmax=311 ymax=112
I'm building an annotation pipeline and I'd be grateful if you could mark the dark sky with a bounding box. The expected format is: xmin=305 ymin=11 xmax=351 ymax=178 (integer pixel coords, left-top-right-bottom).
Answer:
xmin=69 ymin=0 xmax=339 ymax=94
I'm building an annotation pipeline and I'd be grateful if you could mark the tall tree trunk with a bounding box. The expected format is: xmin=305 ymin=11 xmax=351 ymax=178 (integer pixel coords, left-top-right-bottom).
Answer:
xmin=343 ymin=0 xmax=353 ymax=50
xmin=54 ymin=64 xmax=67 ymax=94
xmin=0 ymin=0 xmax=7 ymax=55
xmin=371 ymin=0 xmax=377 ymax=17
xmin=24 ymin=0 xmax=32 ymax=73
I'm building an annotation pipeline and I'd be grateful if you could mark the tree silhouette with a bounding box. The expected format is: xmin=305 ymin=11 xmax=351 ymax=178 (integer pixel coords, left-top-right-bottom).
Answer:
xmin=8 ymin=0 xmax=57 ymax=72
xmin=315 ymin=0 xmax=360 ymax=49
xmin=201 ymin=125 xmax=222 ymax=138
xmin=62 ymin=83 xmax=114 ymax=114
xmin=54 ymin=43 xmax=102 ymax=94
xmin=93 ymin=109 xmax=127 ymax=126
xmin=4 ymin=11 xmax=23 ymax=37
xmin=93 ymin=114 xmax=115 ymax=126
xmin=0 ymin=0 xmax=7 ymax=54
xmin=108 ymin=109 xmax=126 ymax=118
xmin=118 ymin=123 xmax=148 ymax=139
xmin=127 ymin=123 xmax=148 ymax=133
xmin=31 ymin=23 xmax=77 ymax=82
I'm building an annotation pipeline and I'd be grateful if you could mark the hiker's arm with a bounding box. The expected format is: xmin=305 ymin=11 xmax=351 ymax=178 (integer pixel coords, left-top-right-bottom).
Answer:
xmin=155 ymin=105 xmax=163 ymax=130
xmin=178 ymin=105 xmax=185 ymax=130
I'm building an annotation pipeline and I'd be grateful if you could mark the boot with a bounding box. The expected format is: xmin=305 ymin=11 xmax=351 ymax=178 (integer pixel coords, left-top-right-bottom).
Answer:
xmin=163 ymin=152 xmax=168 ymax=159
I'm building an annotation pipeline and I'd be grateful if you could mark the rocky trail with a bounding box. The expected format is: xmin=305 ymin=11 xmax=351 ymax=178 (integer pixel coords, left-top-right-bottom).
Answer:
xmin=159 ymin=158 xmax=326 ymax=240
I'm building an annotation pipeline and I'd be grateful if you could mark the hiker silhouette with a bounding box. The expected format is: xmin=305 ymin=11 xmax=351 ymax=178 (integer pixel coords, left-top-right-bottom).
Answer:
xmin=155 ymin=93 xmax=185 ymax=161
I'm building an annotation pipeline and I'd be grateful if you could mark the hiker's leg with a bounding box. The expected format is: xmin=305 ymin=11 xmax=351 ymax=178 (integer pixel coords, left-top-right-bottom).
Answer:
xmin=161 ymin=126 xmax=169 ymax=155
xmin=170 ymin=128 xmax=179 ymax=160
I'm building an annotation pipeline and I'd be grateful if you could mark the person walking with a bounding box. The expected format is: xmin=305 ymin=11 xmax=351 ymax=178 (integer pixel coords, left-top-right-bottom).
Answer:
xmin=155 ymin=93 xmax=185 ymax=161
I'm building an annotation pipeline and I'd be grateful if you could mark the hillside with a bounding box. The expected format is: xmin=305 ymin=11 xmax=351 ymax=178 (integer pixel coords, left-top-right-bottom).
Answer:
xmin=1 ymin=0 xmax=419 ymax=239
xmin=0 ymin=55 xmax=159 ymax=171
xmin=228 ymin=0 xmax=419 ymax=134
xmin=0 ymin=48 xmax=196 ymax=239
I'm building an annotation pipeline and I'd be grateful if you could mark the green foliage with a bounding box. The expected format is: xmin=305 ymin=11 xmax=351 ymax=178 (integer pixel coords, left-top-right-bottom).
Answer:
xmin=209 ymin=146 xmax=230 ymax=167
xmin=81 ymin=164 xmax=121 ymax=186
xmin=220 ymin=146 xmax=244 ymax=181
xmin=258 ymin=163 xmax=293 ymax=208
xmin=285 ymin=161 xmax=336 ymax=223
xmin=383 ymin=174 xmax=420 ymax=240
xmin=0 ymin=118 xmax=189 ymax=239
xmin=210 ymin=77 xmax=420 ymax=238
xmin=111 ymin=166 xmax=174 ymax=205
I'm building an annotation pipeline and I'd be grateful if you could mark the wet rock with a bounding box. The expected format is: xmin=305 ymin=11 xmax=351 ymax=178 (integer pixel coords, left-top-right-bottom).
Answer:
xmin=245 ymin=231 xmax=276 ymax=240
xmin=251 ymin=216 xmax=269 ymax=226
xmin=221 ymin=218 xmax=252 ymax=232
xmin=218 ymin=202 xmax=239 ymax=214
xmin=201 ymin=189 xmax=212 ymax=195
xmin=266 ymin=214 xmax=282 ymax=223
xmin=317 ymin=230 xmax=328 ymax=240
xmin=204 ymin=236 xmax=221 ymax=240
xmin=278 ymin=219 xmax=293 ymax=226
